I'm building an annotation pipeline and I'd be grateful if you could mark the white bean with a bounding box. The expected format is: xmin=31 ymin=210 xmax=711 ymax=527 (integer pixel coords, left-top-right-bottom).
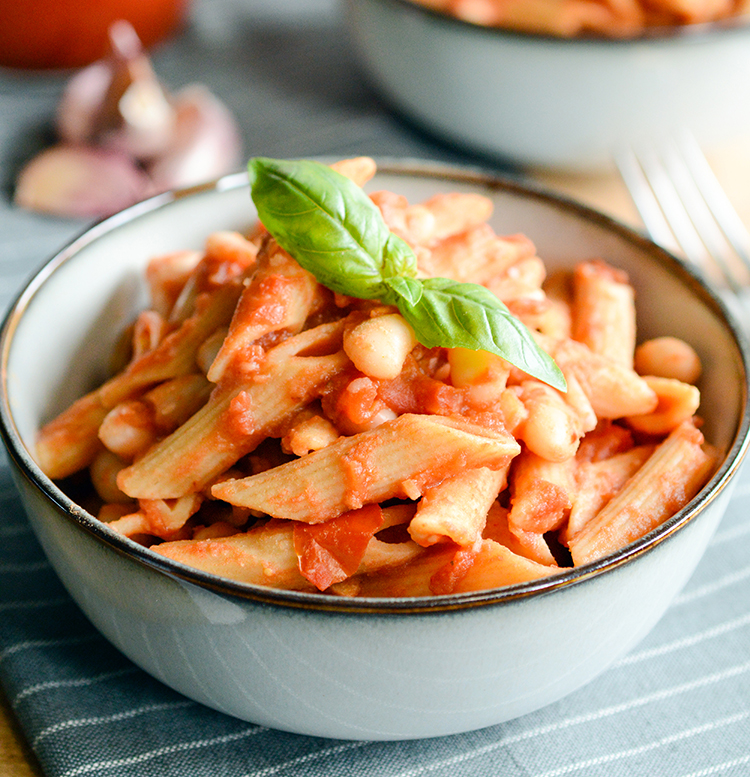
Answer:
xmin=343 ymin=313 xmax=417 ymax=380
xmin=634 ymin=337 xmax=702 ymax=384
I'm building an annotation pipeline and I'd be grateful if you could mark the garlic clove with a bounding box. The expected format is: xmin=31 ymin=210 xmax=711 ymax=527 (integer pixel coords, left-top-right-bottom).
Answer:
xmin=55 ymin=20 xmax=176 ymax=162
xmin=147 ymin=84 xmax=243 ymax=192
xmin=94 ymin=20 xmax=176 ymax=161
xmin=14 ymin=144 xmax=152 ymax=219
xmin=56 ymin=61 xmax=113 ymax=145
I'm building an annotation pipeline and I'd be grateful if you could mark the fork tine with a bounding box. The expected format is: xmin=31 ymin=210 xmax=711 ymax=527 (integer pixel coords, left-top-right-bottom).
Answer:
xmin=674 ymin=130 xmax=750 ymax=276
xmin=616 ymin=132 xmax=750 ymax=297
xmin=616 ymin=145 xmax=682 ymax=256
xmin=660 ymin=137 xmax=746 ymax=294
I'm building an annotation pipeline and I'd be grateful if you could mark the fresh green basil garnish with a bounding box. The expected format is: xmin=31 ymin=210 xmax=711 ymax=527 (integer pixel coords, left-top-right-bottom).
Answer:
xmin=247 ymin=157 xmax=413 ymax=299
xmin=247 ymin=157 xmax=566 ymax=391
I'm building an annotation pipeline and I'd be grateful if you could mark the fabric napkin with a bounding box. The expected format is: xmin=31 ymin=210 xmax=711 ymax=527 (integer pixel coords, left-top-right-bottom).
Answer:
xmin=2 ymin=2 xmax=750 ymax=773
xmin=2 ymin=451 xmax=750 ymax=777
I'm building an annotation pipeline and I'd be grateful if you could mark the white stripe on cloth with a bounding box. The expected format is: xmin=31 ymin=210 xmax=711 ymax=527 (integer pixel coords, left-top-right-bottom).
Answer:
xmin=388 ymin=661 xmax=750 ymax=777
xmin=244 ymin=742 xmax=371 ymax=777
xmin=679 ymin=754 xmax=750 ymax=777
xmin=14 ymin=667 xmax=139 ymax=706
xmin=0 ymin=560 xmax=51 ymax=573
xmin=531 ymin=711 xmax=749 ymax=777
xmin=615 ymin=610 xmax=750 ymax=666
xmin=710 ymin=520 xmax=750 ymax=545
xmin=0 ymin=597 xmax=71 ymax=613
xmin=674 ymin=561 xmax=750 ymax=606
xmin=0 ymin=634 xmax=99 ymax=663
xmin=32 ymin=699 xmax=196 ymax=748
xmin=57 ymin=726 xmax=268 ymax=777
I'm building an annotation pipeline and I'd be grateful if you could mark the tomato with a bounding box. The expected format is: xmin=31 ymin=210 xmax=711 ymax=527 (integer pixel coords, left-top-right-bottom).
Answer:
xmin=0 ymin=0 xmax=190 ymax=70
xmin=293 ymin=504 xmax=384 ymax=591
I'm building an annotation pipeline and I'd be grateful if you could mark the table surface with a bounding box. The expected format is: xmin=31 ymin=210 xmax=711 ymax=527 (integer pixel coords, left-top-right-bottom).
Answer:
xmin=2 ymin=1 xmax=750 ymax=774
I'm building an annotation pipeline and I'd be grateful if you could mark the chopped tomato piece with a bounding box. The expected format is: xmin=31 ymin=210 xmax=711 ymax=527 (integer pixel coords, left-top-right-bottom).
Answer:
xmin=293 ymin=504 xmax=383 ymax=591
xmin=430 ymin=545 xmax=478 ymax=595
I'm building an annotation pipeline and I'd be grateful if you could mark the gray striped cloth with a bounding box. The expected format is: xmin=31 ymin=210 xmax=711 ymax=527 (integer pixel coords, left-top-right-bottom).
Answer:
xmin=1 ymin=1 xmax=749 ymax=774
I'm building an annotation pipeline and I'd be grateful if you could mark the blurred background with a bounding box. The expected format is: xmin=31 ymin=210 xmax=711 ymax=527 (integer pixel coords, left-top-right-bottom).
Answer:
xmin=1 ymin=1 xmax=750 ymax=774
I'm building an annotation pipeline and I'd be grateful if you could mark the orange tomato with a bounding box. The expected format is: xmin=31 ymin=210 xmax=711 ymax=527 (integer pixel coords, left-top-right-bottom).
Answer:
xmin=0 ymin=0 xmax=190 ymax=70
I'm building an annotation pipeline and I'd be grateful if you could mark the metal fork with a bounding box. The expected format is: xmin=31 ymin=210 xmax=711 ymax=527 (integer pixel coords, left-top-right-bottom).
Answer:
xmin=616 ymin=131 xmax=750 ymax=310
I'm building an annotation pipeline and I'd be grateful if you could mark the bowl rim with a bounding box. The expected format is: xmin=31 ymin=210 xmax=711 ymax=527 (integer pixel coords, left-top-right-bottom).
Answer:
xmin=354 ymin=0 xmax=750 ymax=44
xmin=1 ymin=159 xmax=749 ymax=615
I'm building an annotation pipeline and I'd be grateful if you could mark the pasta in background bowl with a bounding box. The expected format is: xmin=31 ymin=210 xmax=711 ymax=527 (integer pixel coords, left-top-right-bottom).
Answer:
xmin=344 ymin=0 xmax=750 ymax=170
xmin=406 ymin=0 xmax=750 ymax=38
xmin=1 ymin=161 xmax=748 ymax=740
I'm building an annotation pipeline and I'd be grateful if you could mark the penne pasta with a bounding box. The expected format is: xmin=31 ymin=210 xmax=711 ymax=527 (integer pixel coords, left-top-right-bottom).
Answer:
xmin=212 ymin=414 xmax=520 ymax=523
xmin=36 ymin=391 xmax=108 ymax=480
xmin=118 ymin=331 xmax=349 ymax=499
xmin=569 ymin=421 xmax=718 ymax=565
xmin=564 ymin=444 xmax=655 ymax=543
xmin=572 ymin=260 xmax=636 ymax=369
xmin=38 ymin=157 xmax=718 ymax=597
xmin=408 ymin=466 xmax=508 ymax=547
xmin=207 ymin=240 xmax=323 ymax=383
xmin=407 ymin=0 xmax=743 ymax=36
xmin=545 ymin=335 xmax=659 ymax=419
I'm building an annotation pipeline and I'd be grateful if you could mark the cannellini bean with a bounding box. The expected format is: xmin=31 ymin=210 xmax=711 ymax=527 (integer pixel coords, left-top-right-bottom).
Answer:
xmin=625 ymin=376 xmax=701 ymax=436
xmin=89 ymin=449 xmax=130 ymax=504
xmin=98 ymin=400 xmax=157 ymax=461
xmin=343 ymin=313 xmax=417 ymax=380
xmin=634 ymin=336 xmax=702 ymax=384
xmin=282 ymin=414 xmax=340 ymax=457
xmin=518 ymin=380 xmax=582 ymax=462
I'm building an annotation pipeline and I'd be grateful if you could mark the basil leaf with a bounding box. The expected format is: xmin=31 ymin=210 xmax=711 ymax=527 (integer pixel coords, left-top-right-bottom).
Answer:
xmin=383 ymin=232 xmax=419 ymax=281
xmin=248 ymin=157 xmax=397 ymax=299
xmin=247 ymin=156 xmax=566 ymax=391
xmin=382 ymin=275 xmax=423 ymax=307
xmin=397 ymin=277 xmax=567 ymax=391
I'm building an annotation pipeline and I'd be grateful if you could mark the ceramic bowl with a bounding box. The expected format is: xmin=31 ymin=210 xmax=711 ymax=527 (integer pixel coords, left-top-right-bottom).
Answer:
xmin=344 ymin=0 xmax=750 ymax=170
xmin=1 ymin=162 xmax=749 ymax=741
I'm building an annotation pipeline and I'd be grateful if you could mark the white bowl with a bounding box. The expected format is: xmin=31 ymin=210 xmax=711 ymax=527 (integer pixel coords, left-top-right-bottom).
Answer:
xmin=1 ymin=162 xmax=748 ymax=740
xmin=344 ymin=0 xmax=750 ymax=170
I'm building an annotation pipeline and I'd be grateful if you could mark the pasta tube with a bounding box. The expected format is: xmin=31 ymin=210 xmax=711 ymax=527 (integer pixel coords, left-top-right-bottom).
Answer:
xmin=408 ymin=466 xmax=508 ymax=547
xmin=569 ymin=421 xmax=717 ymax=565
xmin=118 ymin=345 xmax=348 ymax=499
xmin=212 ymin=414 xmax=521 ymax=523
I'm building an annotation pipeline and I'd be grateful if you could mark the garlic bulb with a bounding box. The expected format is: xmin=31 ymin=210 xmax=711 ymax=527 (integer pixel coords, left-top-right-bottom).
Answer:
xmin=93 ymin=19 xmax=176 ymax=161
xmin=56 ymin=62 xmax=112 ymax=145
xmin=16 ymin=20 xmax=243 ymax=219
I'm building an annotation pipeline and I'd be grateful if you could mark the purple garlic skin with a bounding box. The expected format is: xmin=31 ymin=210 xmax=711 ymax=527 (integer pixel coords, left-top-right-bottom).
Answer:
xmin=56 ymin=20 xmax=176 ymax=162
xmin=14 ymin=145 xmax=152 ymax=220
xmin=16 ymin=20 xmax=243 ymax=220
xmin=148 ymin=85 xmax=243 ymax=193
xmin=56 ymin=61 xmax=112 ymax=145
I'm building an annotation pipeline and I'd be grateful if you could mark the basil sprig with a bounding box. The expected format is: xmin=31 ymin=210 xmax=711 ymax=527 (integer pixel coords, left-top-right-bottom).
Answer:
xmin=247 ymin=157 xmax=566 ymax=391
